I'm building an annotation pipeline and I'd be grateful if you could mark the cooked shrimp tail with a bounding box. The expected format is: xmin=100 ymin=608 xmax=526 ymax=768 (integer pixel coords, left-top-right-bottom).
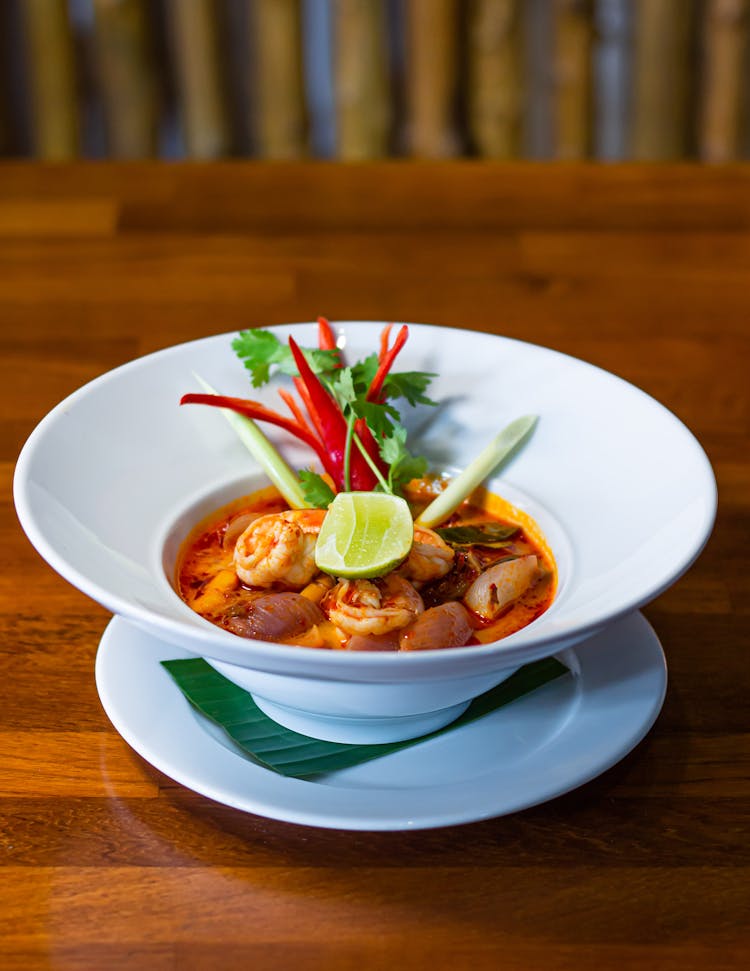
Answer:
xmin=234 ymin=509 xmax=326 ymax=589
xmin=323 ymin=575 xmax=424 ymax=637
xmin=399 ymin=526 xmax=455 ymax=586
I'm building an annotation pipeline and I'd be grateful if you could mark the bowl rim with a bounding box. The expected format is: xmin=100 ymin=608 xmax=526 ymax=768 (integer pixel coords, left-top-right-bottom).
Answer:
xmin=13 ymin=321 xmax=718 ymax=673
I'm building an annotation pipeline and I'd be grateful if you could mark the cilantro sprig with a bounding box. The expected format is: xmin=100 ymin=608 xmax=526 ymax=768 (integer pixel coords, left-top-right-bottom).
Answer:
xmin=379 ymin=426 xmax=429 ymax=495
xmin=298 ymin=468 xmax=336 ymax=508
xmin=232 ymin=329 xmax=340 ymax=388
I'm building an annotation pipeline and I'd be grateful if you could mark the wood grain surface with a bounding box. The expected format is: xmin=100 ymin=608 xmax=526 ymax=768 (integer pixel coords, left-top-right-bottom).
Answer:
xmin=1 ymin=162 xmax=748 ymax=970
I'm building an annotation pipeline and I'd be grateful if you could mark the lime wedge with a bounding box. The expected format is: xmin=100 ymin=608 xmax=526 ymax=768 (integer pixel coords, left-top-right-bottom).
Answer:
xmin=315 ymin=492 xmax=414 ymax=579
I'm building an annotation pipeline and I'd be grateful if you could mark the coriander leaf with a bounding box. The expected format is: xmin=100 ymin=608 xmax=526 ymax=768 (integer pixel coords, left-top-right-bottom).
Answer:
xmin=381 ymin=371 xmax=438 ymax=407
xmin=379 ymin=426 xmax=429 ymax=496
xmin=379 ymin=425 xmax=408 ymax=467
xmin=390 ymin=452 xmax=428 ymax=495
xmin=298 ymin=469 xmax=336 ymax=508
xmin=349 ymin=354 xmax=379 ymax=393
xmin=232 ymin=330 xmax=287 ymax=387
xmin=327 ymin=366 xmax=357 ymax=409
xmin=233 ymin=329 xmax=340 ymax=387
xmin=351 ymin=399 xmax=400 ymax=438
xmin=276 ymin=347 xmax=341 ymax=379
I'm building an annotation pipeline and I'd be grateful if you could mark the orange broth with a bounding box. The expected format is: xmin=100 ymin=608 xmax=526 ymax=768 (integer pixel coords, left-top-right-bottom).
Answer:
xmin=176 ymin=482 xmax=556 ymax=650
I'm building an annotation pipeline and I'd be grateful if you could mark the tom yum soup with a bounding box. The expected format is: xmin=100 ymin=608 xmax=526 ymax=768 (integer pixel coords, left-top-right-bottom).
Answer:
xmin=177 ymin=322 xmax=554 ymax=651
xmin=176 ymin=482 xmax=556 ymax=652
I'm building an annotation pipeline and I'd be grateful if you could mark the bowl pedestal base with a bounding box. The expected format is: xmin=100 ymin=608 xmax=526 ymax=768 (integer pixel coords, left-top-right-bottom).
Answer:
xmin=251 ymin=694 xmax=472 ymax=745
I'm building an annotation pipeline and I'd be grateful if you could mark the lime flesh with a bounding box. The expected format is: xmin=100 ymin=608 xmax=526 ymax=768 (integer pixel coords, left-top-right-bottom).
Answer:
xmin=315 ymin=492 xmax=414 ymax=579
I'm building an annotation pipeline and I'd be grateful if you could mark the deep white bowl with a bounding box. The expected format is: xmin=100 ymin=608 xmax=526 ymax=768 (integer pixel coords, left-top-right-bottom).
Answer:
xmin=14 ymin=322 xmax=716 ymax=742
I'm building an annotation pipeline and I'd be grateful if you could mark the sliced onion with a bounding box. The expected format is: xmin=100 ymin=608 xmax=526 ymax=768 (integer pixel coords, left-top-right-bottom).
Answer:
xmin=221 ymin=512 xmax=262 ymax=552
xmin=398 ymin=601 xmax=473 ymax=652
xmin=224 ymin=592 xmax=325 ymax=642
xmin=463 ymin=555 xmax=538 ymax=620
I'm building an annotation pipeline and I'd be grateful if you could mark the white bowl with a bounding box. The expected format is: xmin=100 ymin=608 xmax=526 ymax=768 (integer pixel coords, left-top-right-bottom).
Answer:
xmin=14 ymin=322 xmax=716 ymax=743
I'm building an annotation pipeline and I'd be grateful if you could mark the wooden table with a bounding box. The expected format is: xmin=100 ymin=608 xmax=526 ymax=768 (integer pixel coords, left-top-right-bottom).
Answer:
xmin=1 ymin=163 xmax=748 ymax=970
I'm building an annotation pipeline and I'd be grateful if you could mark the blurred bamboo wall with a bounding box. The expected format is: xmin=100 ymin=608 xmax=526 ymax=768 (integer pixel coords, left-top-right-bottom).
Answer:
xmin=1 ymin=0 xmax=749 ymax=161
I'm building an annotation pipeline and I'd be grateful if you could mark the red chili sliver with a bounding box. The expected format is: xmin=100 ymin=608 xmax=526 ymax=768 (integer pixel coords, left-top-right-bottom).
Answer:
xmin=288 ymin=337 xmax=378 ymax=491
xmin=180 ymin=392 xmax=339 ymax=484
xmin=367 ymin=324 xmax=409 ymax=403
xmin=317 ymin=316 xmax=342 ymax=367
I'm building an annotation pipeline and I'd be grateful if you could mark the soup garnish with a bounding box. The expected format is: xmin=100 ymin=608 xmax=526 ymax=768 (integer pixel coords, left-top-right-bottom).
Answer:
xmin=178 ymin=321 xmax=552 ymax=650
xmin=182 ymin=319 xmax=436 ymax=506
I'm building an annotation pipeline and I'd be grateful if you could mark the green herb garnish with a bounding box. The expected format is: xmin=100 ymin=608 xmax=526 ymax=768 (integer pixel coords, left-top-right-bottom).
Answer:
xmin=298 ymin=469 xmax=336 ymax=508
xmin=223 ymin=324 xmax=437 ymax=499
xmin=182 ymin=324 xmax=537 ymax=515
xmin=232 ymin=329 xmax=340 ymax=387
xmin=379 ymin=425 xmax=429 ymax=496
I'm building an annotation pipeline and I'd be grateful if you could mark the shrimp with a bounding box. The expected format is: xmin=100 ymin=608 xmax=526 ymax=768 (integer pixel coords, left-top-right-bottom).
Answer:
xmin=234 ymin=509 xmax=326 ymax=589
xmin=399 ymin=526 xmax=454 ymax=586
xmin=324 ymin=574 xmax=424 ymax=637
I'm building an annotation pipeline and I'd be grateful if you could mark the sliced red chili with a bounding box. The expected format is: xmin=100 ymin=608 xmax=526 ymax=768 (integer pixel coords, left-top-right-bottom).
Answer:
xmin=367 ymin=324 xmax=409 ymax=403
xmin=180 ymin=392 xmax=339 ymax=483
xmin=293 ymin=376 xmax=325 ymax=442
xmin=288 ymin=337 xmax=378 ymax=491
xmin=278 ymin=388 xmax=314 ymax=437
xmin=317 ymin=316 xmax=343 ymax=367
xmin=378 ymin=324 xmax=393 ymax=365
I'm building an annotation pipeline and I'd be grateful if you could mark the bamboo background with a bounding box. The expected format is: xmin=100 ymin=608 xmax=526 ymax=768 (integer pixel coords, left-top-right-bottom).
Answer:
xmin=1 ymin=0 xmax=749 ymax=161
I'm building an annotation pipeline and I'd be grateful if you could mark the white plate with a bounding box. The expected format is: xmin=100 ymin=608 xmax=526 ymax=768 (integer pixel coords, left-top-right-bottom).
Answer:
xmin=95 ymin=610 xmax=667 ymax=831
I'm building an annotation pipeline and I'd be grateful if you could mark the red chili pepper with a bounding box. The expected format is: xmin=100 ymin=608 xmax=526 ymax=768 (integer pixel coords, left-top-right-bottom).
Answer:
xmin=378 ymin=323 xmax=392 ymax=365
xmin=288 ymin=337 xmax=347 ymax=468
xmin=288 ymin=336 xmax=378 ymax=491
xmin=278 ymin=388 xmax=314 ymax=436
xmin=293 ymin=376 xmax=326 ymax=443
xmin=367 ymin=324 xmax=409 ymax=403
xmin=317 ymin=316 xmax=342 ymax=367
xmin=180 ymin=392 xmax=339 ymax=484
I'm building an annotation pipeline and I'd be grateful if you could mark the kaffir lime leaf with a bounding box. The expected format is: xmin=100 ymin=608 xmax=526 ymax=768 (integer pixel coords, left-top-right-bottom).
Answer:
xmin=315 ymin=492 xmax=414 ymax=579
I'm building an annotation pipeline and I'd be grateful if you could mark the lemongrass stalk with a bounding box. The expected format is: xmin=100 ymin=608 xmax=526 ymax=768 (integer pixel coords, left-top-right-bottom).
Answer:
xmin=416 ymin=415 xmax=538 ymax=528
xmin=193 ymin=374 xmax=310 ymax=508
